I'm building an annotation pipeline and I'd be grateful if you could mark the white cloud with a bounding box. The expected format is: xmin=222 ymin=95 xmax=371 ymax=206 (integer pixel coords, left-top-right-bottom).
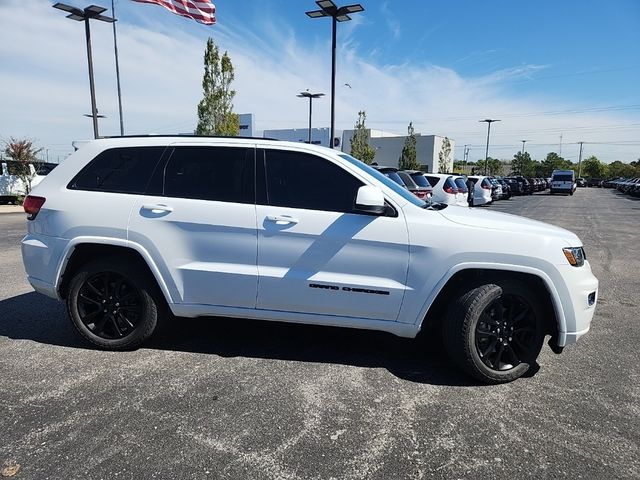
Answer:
xmin=0 ymin=0 xmax=637 ymax=163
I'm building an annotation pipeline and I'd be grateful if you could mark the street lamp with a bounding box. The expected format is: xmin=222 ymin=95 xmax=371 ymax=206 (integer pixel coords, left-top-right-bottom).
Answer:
xmin=297 ymin=91 xmax=325 ymax=144
xmin=53 ymin=3 xmax=115 ymax=139
xmin=306 ymin=1 xmax=365 ymax=148
xmin=521 ymin=139 xmax=528 ymax=154
xmin=479 ymin=119 xmax=501 ymax=175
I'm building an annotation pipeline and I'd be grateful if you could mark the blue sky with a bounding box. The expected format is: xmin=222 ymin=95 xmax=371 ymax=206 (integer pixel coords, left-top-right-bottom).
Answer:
xmin=1 ymin=0 xmax=639 ymax=163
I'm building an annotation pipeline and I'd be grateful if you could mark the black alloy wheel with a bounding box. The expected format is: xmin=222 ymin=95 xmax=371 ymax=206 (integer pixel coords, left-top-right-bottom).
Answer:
xmin=67 ymin=258 xmax=159 ymax=350
xmin=77 ymin=272 xmax=143 ymax=340
xmin=475 ymin=294 xmax=538 ymax=372
xmin=443 ymin=281 xmax=545 ymax=384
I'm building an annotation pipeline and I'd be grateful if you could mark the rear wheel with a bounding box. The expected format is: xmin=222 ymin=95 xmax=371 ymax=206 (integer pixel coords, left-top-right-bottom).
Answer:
xmin=443 ymin=281 xmax=545 ymax=384
xmin=67 ymin=258 xmax=159 ymax=350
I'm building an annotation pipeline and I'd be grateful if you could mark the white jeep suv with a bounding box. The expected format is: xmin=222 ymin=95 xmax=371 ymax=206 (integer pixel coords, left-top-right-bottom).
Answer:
xmin=21 ymin=136 xmax=598 ymax=383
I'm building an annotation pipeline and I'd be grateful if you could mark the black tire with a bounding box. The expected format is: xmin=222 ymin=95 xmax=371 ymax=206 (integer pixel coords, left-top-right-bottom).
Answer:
xmin=67 ymin=258 xmax=160 ymax=350
xmin=443 ymin=281 xmax=545 ymax=384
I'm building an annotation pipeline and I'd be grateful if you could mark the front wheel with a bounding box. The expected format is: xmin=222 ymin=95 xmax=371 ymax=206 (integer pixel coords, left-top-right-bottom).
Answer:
xmin=67 ymin=258 xmax=160 ymax=350
xmin=443 ymin=281 xmax=545 ymax=384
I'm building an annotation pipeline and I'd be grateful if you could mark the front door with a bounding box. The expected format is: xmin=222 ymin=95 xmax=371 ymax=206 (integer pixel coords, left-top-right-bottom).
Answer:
xmin=255 ymin=148 xmax=409 ymax=321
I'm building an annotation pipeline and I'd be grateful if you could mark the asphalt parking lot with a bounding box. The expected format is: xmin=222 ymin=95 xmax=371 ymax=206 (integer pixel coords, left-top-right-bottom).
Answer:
xmin=1 ymin=188 xmax=638 ymax=479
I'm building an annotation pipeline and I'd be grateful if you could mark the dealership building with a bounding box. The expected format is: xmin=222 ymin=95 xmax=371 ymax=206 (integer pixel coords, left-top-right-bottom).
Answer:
xmin=249 ymin=115 xmax=454 ymax=173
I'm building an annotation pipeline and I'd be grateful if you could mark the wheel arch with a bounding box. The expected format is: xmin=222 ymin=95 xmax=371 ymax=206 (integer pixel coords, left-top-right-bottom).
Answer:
xmin=56 ymin=238 xmax=173 ymax=306
xmin=418 ymin=265 xmax=566 ymax=340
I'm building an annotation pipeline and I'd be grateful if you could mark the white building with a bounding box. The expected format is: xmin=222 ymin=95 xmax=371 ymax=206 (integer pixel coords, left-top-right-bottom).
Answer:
xmin=238 ymin=113 xmax=254 ymax=137
xmin=262 ymin=127 xmax=342 ymax=149
xmin=341 ymin=129 xmax=455 ymax=173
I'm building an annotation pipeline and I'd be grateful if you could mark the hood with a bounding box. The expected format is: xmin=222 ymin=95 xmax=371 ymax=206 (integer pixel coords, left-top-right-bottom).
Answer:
xmin=437 ymin=206 xmax=582 ymax=247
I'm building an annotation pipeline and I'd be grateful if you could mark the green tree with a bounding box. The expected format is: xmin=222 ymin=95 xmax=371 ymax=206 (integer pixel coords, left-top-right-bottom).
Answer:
xmin=512 ymin=151 xmax=533 ymax=176
xmin=486 ymin=157 xmax=504 ymax=176
xmin=398 ymin=122 xmax=420 ymax=170
xmin=438 ymin=137 xmax=452 ymax=173
xmin=196 ymin=37 xmax=239 ymax=136
xmin=3 ymin=138 xmax=42 ymax=195
xmin=541 ymin=152 xmax=571 ymax=176
xmin=349 ymin=111 xmax=376 ymax=164
xmin=608 ymin=160 xmax=638 ymax=177
xmin=580 ymin=155 xmax=608 ymax=178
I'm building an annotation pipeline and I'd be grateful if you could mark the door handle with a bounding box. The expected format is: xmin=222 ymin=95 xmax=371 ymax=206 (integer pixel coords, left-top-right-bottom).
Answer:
xmin=266 ymin=215 xmax=299 ymax=225
xmin=141 ymin=203 xmax=173 ymax=213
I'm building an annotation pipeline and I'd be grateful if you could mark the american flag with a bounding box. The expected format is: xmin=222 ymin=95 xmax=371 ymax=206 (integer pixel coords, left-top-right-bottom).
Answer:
xmin=132 ymin=0 xmax=216 ymax=25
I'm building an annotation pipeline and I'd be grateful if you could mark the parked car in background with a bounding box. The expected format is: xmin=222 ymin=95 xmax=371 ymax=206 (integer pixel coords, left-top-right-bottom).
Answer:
xmin=0 ymin=161 xmax=58 ymax=204
xmin=494 ymin=177 xmax=512 ymax=199
xmin=467 ymin=175 xmax=493 ymax=206
xmin=550 ymin=169 xmax=577 ymax=195
xmin=397 ymin=170 xmax=431 ymax=200
xmin=504 ymin=177 xmax=524 ymax=195
xmin=510 ymin=176 xmax=533 ymax=194
xmin=587 ymin=178 xmax=604 ymax=187
xmin=372 ymin=166 xmax=407 ymax=188
xmin=453 ymin=176 xmax=470 ymax=206
xmin=401 ymin=170 xmax=434 ymax=199
xmin=576 ymin=177 xmax=587 ymax=187
xmin=424 ymin=173 xmax=460 ymax=205
xmin=487 ymin=177 xmax=503 ymax=201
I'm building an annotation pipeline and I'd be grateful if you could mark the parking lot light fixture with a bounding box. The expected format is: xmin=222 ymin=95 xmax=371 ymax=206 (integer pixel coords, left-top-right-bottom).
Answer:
xmin=53 ymin=3 xmax=115 ymax=139
xmin=297 ymin=91 xmax=325 ymax=144
xmin=305 ymin=1 xmax=365 ymax=148
xmin=479 ymin=119 xmax=501 ymax=175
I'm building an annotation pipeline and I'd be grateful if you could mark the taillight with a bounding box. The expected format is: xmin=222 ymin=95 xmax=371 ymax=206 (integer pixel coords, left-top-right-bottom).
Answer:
xmin=23 ymin=195 xmax=46 ymax=220
xmin=481 ymin=183 xmax=492 ymax=190
xmin=414 ymin=191 xmax=426 ymax=199
xmin=444 ymin=186 xmax=456 ymax=194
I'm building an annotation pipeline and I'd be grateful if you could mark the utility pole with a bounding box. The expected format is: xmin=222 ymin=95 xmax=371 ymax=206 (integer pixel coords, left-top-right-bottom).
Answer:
xmin=463 ymin=144 xmax=470 ymax=162
xmin=559 ymin=133 xmax=563 ymax=156
xmin=479 ymin=119 xmax=500 ymax=175
xmin=577 ymin=141 xmax=584 ymax=178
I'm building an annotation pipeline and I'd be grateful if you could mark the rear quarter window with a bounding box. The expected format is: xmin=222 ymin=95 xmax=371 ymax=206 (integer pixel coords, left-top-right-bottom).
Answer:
xmin=68 ymin=146 xmax=166 ymax=194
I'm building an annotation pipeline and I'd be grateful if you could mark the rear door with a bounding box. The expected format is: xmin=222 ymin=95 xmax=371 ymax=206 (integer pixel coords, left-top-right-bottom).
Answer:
xmin=255 ymin=147 xmax=409 ymax=321
xmin=128 ymin=144 xmax=258 ymax=308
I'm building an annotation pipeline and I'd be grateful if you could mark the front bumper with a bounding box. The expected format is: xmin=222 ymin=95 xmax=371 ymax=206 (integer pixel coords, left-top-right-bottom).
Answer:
xmin=554 ymin=262 xmax=598 ymax=347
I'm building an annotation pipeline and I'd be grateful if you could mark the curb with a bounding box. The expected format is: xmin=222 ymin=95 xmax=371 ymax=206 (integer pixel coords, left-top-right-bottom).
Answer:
xmin=0 ymin=205 xmax=24 ymax=214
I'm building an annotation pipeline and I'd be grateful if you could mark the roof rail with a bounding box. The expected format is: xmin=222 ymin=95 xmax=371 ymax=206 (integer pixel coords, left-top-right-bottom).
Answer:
xmin=98 ymin=134 xmax=280 ymax=141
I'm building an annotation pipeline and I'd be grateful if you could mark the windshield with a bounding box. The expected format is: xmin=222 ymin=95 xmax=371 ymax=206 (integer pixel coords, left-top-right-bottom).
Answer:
xmin=387 ymin=171 xmax=407 ymax=187
xmin=339 ymin=154 xmax=427 ymax=207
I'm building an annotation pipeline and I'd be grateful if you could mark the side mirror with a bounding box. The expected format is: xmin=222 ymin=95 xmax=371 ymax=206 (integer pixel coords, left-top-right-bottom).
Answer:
xmin=354 ymin=185 xmax=386 ymax=215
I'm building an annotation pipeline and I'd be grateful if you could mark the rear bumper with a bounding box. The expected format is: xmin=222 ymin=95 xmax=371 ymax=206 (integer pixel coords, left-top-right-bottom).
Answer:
xmin=21 ymin=233 xmax=67 ymax=300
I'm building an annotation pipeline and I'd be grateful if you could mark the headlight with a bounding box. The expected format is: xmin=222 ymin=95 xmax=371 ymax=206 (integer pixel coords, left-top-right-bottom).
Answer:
xmin=563 ymin=247 xmax=585 ymax=267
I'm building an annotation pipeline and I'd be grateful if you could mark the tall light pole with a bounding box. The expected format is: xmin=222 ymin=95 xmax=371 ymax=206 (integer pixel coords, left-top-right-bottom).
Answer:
xmin=297 ymin=91 xmax=325 ymax=144
xmin=111 ymin=0 xmax=124 ymax=136
xmin=479 ymin=119 xmax=500 ymax=175
xmin=577 ymin=141 xmax=584 ymax=178
xmin=53 ymin=3 xmax=115 ymax=140
xmin=521 ymin=139 xmax=528 ymax=154
xmin=306 ymin=1 xmax=364 ymax=148
xmin=463 ymin=144 xmax=470 ymax=162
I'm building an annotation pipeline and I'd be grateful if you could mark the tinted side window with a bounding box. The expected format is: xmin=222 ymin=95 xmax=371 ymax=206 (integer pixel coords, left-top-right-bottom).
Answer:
xmin=68 ymin=147 xmax=165 ymax=194
xmin=264 ymin=150 xmax=362 ymax=212
xmin=163 ymin=146 xmax=254 ymax=204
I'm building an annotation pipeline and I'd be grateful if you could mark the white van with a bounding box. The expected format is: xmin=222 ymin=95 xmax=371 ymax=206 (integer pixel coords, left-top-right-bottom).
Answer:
xmin=550 ymin=169 xmax=576 ymax=195
xmin=0 ymin=161 xmax=57 ymax=203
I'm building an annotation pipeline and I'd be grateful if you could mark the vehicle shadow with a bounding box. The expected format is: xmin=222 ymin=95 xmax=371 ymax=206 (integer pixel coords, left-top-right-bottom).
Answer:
xmin=0 ymin=291 xmax=480 ymax=387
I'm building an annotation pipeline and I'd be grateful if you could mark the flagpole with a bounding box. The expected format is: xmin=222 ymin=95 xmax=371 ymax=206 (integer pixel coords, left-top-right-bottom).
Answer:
xmin=112 ymin=0 xmax=124 ymax=135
